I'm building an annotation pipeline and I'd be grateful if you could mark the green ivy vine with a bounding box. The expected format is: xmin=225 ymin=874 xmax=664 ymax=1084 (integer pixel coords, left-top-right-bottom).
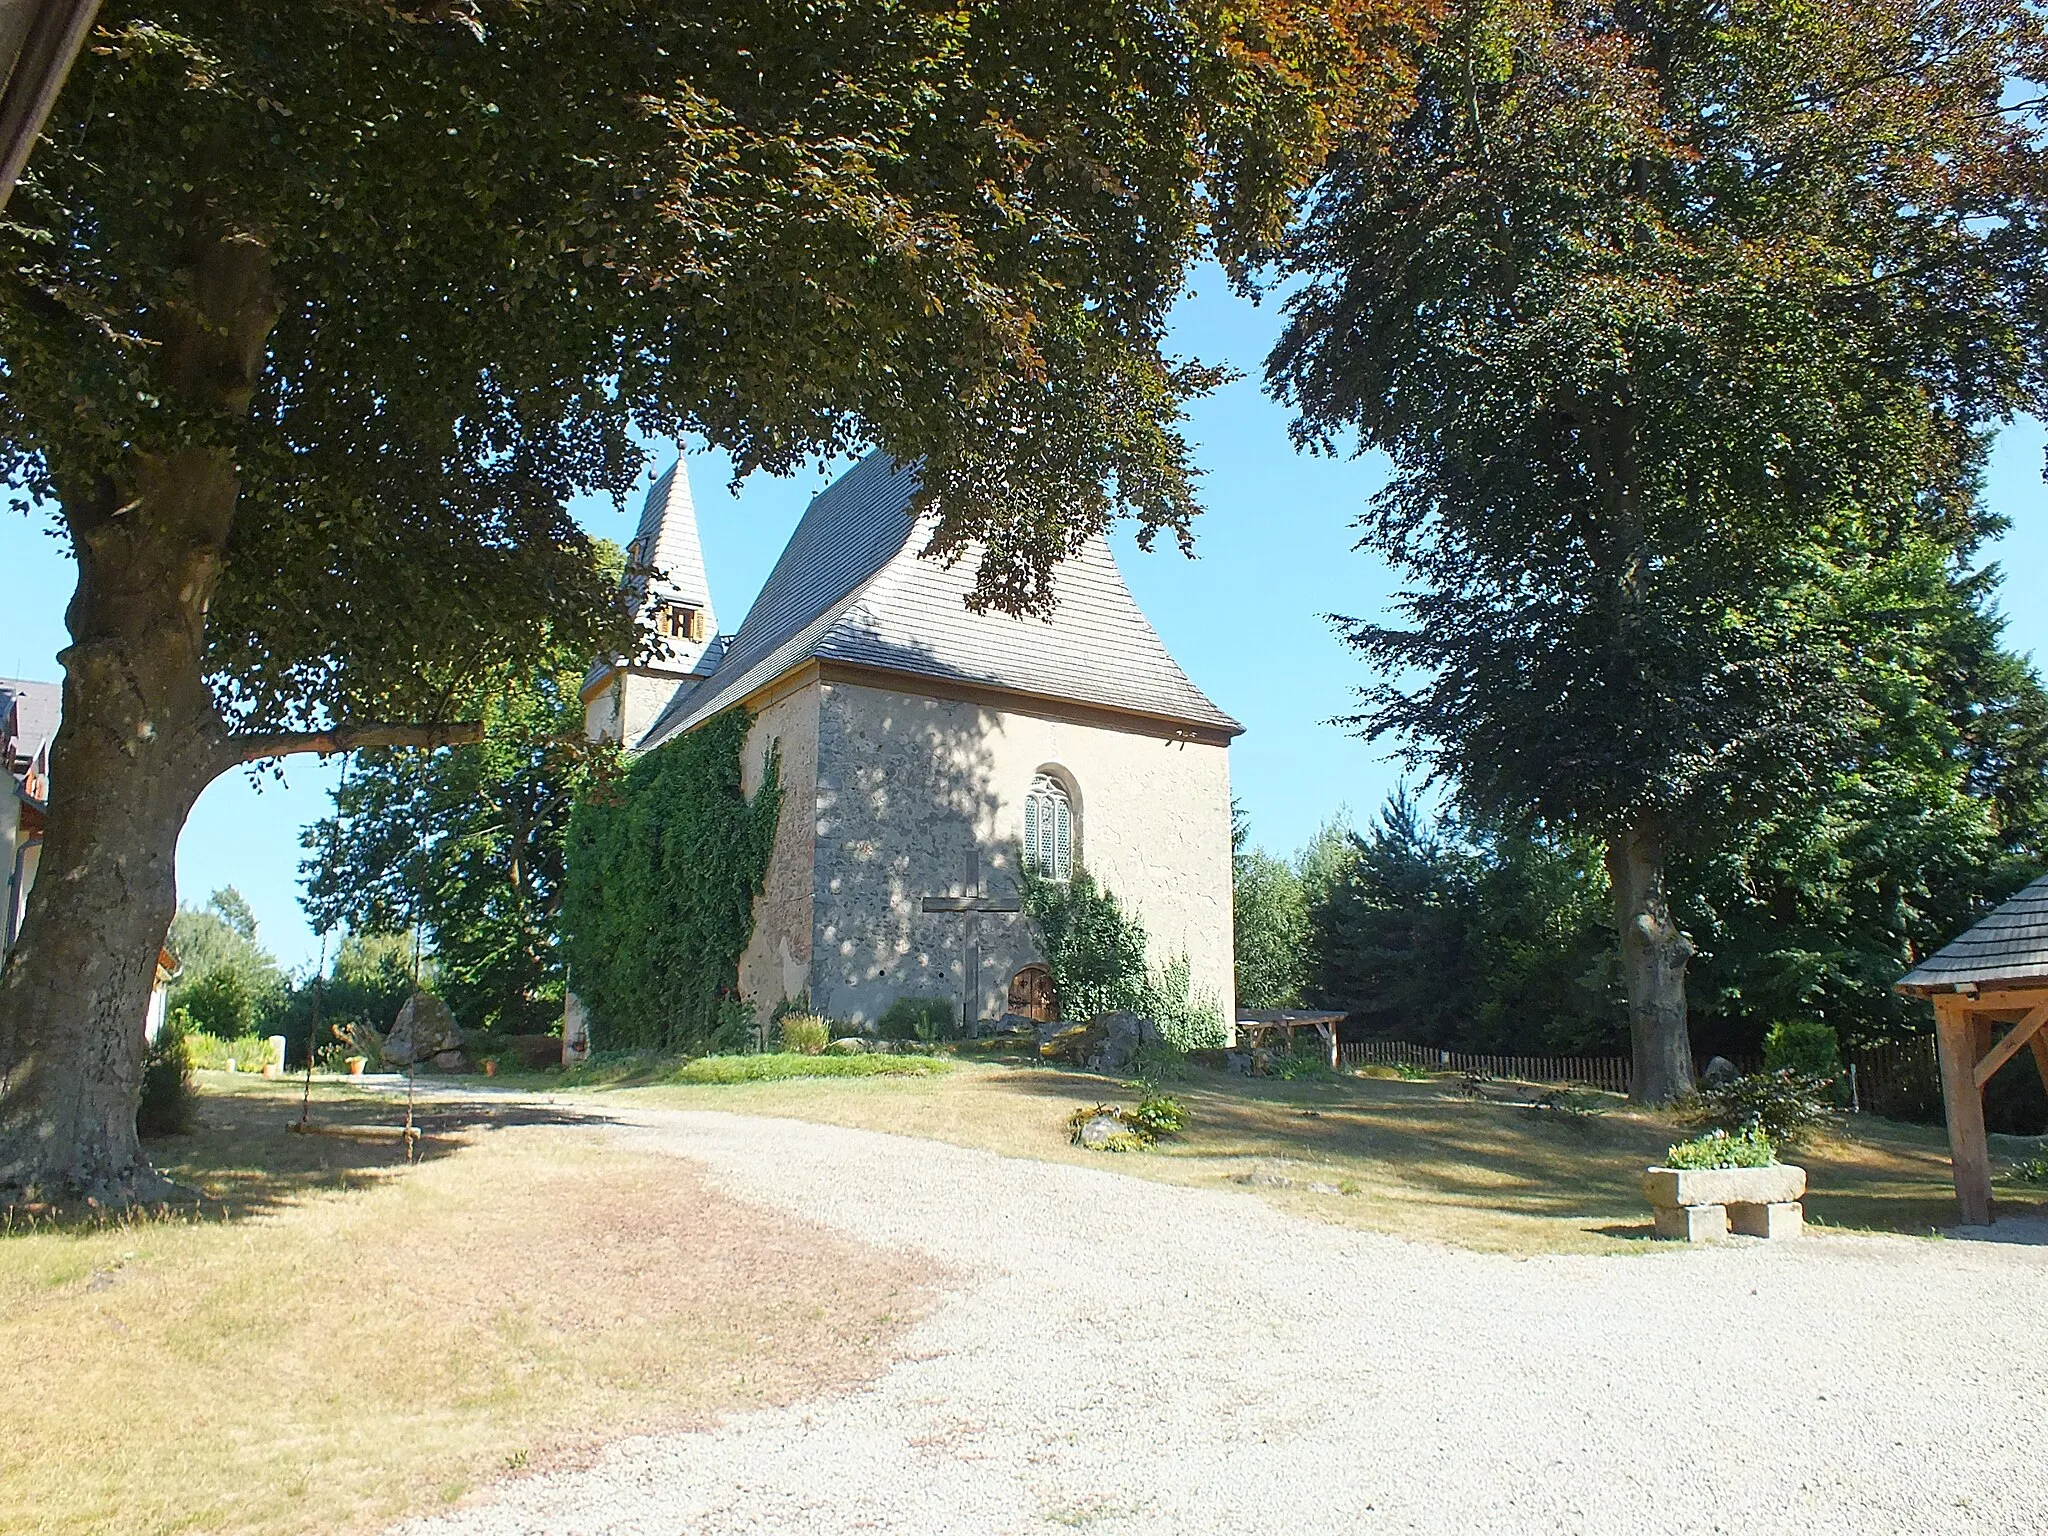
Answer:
xmin=561 ymin=708 xmax=782 ymax=1051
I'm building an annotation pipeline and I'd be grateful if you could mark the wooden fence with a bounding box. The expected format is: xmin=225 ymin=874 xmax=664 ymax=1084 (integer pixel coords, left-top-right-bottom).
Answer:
xmin=1342 ymin=1035 xmax=1946 ymax=1117
xmin=1340 ymin=1039 xmax=1635 ymax=1094
xmin=1848 ymin=1036 xmax=1942 ymax=1121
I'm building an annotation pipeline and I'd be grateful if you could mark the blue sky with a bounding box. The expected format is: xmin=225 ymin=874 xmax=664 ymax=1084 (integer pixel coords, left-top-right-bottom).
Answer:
xmin=4 ymin=277 xmax=2045 ymax=970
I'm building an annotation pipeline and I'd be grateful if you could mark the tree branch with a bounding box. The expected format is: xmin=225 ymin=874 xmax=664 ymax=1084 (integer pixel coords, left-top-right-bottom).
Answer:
xmin=228 ymin=720 xmax=485 ymax=764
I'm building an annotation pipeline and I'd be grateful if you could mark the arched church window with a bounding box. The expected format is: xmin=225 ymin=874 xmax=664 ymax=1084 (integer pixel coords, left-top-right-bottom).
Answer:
xmin=1022 ymin=772 xmax=1074 ymax=881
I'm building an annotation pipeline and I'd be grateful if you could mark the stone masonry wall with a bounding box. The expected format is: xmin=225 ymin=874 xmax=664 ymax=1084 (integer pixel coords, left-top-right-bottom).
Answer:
xmin=810 ymin=678 xmax=1234 ymax=1028
xmin=736 ymin=680 xmax=820 ymax=1013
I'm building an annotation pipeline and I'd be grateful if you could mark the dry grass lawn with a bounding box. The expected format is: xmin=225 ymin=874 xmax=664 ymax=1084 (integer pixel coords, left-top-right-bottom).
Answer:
xmin=590 ymin=1053 xmax=2048 ymax=1254
xmin=0 ymin=1075 xmax=935 ymax=1536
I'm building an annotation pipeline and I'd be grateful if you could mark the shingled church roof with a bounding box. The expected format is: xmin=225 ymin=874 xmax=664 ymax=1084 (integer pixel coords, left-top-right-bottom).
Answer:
xmin=1897 ymin=875 xmax=2048 ymax=995
xmin=638 ymin=451 xmax=1240 ymax=751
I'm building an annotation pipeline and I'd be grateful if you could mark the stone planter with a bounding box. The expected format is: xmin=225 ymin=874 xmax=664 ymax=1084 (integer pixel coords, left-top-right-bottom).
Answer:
xmin=1642 ymin=1163 xmax=1807 ymax=1242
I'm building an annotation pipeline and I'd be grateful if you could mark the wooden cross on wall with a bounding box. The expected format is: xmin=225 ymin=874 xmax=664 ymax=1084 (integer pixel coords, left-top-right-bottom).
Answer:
xmin=920 ymin=845 xmax=1020 ymax=1032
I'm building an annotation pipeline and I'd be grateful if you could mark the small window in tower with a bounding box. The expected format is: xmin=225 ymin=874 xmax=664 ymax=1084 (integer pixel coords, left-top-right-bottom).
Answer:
xmin=653 ymin=602 xmax=703 ymax=641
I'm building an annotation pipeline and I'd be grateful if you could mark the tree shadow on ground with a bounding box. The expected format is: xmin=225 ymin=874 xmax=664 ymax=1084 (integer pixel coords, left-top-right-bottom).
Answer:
xmin=964 ymin=1061 xmax=2040 ymax=1243
xmin=3 ymin=1077 xmax=613 ymax=1234
xmin=973 ymin=1061 xmax=1670 ymax=1237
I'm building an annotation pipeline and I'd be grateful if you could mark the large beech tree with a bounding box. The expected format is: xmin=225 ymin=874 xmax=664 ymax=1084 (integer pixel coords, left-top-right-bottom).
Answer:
xmin=1270 ymin=0 xmax=2048 ymax=1100
xmin=0 ymin=0 xmax=1425 ymax=1197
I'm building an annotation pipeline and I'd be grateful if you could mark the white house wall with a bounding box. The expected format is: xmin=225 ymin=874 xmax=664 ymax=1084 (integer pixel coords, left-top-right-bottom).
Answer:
xmin=808 ymin=676 xmax=1233 ymax=1028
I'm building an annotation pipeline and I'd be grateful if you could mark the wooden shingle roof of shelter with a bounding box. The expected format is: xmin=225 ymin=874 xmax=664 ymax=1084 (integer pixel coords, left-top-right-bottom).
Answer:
xmin=1896 ymin=875 xmax=2048 ymax=995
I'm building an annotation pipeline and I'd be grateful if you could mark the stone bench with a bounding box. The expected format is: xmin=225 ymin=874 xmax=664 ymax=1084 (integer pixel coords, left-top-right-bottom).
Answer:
xmin=1641 ymin=1164 xmax=1807 ymax=1242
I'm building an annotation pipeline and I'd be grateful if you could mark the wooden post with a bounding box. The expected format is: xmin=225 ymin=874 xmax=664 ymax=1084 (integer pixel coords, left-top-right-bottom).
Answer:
xmin=1933 ymin=994 xmax=1994 ymax=1226
xmin=2031 ymin=1029 xmax=2048 ymax=1099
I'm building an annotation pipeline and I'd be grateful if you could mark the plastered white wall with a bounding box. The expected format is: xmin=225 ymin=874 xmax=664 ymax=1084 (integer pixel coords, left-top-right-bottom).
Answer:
xmin=580 ymin=668 xmax=691 ymax=752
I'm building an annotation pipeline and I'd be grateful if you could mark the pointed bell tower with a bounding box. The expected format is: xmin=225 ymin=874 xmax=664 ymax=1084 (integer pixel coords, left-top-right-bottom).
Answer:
xmin=581 ymin=456 xmax=723 ymax=749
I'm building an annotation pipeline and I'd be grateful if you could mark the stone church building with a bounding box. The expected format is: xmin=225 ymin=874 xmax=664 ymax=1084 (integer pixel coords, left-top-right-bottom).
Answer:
xmin=582 ymin=452 xmax=1240 ymax=1030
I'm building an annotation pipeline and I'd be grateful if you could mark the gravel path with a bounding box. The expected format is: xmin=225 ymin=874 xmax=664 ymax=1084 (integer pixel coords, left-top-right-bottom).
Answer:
xmin=400 ymin=1107 xmax=2048 ymax=1536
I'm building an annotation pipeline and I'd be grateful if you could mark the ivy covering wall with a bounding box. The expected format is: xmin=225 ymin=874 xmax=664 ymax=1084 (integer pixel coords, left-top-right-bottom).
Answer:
xmin=1022 ymin=865 xmax=1226 ymax=1049
xmin=561 ymin=709 xmax=782 ymax=1051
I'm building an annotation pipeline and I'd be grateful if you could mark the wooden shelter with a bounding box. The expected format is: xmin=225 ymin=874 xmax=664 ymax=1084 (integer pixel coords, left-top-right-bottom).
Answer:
xmin=1235 ymin=1010 xmax=1346 ymax=1069
xmin=1896 ymin=875 xmax=2048 ymax=1225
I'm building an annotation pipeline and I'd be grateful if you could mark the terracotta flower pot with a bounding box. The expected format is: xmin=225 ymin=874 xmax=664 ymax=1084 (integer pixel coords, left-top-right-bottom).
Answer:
xmin=345 ymin=1056 xmax=368 ymax=1078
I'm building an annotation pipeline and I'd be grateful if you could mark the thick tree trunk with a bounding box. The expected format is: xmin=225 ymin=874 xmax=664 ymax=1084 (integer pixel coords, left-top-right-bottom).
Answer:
xmin=0 ymin=155 xmax=485 ymax=1200
xmin=0 ymin=163 xmax=279 ymax=1201
xmin=1607 ymin=816 xmax=1696 ymax=1105
xmin=0 ymin=450 xmax=241 ymax=1199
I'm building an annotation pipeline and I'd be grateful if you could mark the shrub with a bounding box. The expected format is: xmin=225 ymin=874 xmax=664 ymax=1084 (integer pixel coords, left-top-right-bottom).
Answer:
xmin=183 ymin=1028 xmax=232 ymax=1071
xmin=1691 ymin=1070 xmax=1835 ymax=1145
xmin=1128 ymin=1093 xmax=1187 ymax=1137
xmin=709 ymin=994 xmax=759 ymax=1054
xmin=1024 ymin=867 xmax=1149 ymax=1020
xmin=184 ymin=1028 xmax=269 ymax=1072
xmin=1270 ymin=1047 xmax=1336 ymax=1081
xmin=878 ymin=995 xmax=955 ymax=1042
xmin=1022 ymin=868 xmax=1227 ymax=1049
xmin=1665 ymin=1127 xmax=1776 ymax=1169
xmin=136 ymin=1013 xmax=195 ymax=1138
xmin=776 ymin=1014 xmax=829 ymax=1055
xmin=1763 ymin=1020 xmax=1841 ymax=1077
xmin=2004 ymin=1152 xmax=2048 ymax=1186
xmin=1069 ymin=1094 xmax=1187 ymax=1150
xmin=177 ymin=965 xmax=257 ymax=1039
xmin=1129 ymin=1041 xmax=1190 ymax=1082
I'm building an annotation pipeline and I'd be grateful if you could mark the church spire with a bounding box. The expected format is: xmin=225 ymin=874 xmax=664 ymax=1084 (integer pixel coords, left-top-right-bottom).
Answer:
xmin=581 ymin=454 xmax=724 ymax=749
xmin=624 ymin=457 xmax=718 ymax=675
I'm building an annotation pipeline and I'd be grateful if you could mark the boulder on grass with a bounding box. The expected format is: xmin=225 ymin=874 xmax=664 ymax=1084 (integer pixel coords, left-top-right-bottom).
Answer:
xmin=1040 ymin=1022 xmax=1102 ymax=1064
xmin=1076 ymin=1113 xmax=1129 ymax=1150
xmin=1700 ymin=1056 xmax=1741 ymax=1087
xmin=978 ymin=1012 xmax=1039 ymax=1040
xmin=1224 ymin=1047 xmax=1275 ymax=1077
xmin=1084 ymin=1011 xmax=1162 ymax=1073
xmin=824 ymin=1036 xmax=869 ymax=1055
xmin=383 ymin=991 xmax=462 ymax=1069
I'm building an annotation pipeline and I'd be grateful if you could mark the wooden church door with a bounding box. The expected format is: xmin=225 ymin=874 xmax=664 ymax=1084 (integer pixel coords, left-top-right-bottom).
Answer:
xmin=1008 ymin=965 xmax=1057 ymax=1024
